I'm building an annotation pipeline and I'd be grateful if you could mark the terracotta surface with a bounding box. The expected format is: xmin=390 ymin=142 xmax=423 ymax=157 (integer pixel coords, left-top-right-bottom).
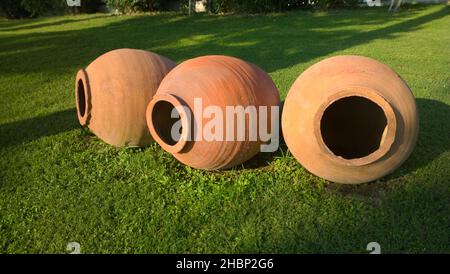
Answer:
xmin=146 ymin=55 xmax=281 ymax=170
xmin=282 ymin=55 xmax=419 ymax=184
xmin=75 ymin=48 xmax=176 ymax=147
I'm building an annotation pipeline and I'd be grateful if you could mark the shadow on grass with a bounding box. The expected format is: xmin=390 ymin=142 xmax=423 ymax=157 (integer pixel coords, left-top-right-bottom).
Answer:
xmin=395 ymin=98 xmax=450 ymax=176
xmin=0 ymin=15 xmax=110 ymax=32
xmin=0 ymin=6 xmax=448 ymax=77
xmin=0 ymin=108 xmax=78 ymax=149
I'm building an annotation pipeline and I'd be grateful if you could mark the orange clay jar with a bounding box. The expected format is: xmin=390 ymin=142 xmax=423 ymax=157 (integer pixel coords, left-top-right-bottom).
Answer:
xmin=282 ymin=55 xmax=419 ymax=184
xmin=75 ymin=48 xmax=176 ymax=147
xmin=146 ymin=55 xmax=281 ymax=170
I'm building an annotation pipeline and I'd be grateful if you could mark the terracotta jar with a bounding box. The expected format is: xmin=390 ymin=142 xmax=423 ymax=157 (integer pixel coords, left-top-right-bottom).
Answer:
xmin=282 ymin=55 xmax=419 ymax=184
xmin=75 ymin=48 xmax=176 ymax=147
xmin=146 ymin=55 xmax=281 ymax=170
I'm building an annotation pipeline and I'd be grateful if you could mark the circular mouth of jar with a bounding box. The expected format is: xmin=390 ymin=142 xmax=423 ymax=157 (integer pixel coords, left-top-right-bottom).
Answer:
xmin=75 ymin=69 xmax=90 ymax=126
xmin=314 ymin=87 xmax=397 ymax=166
xmin=146 ymin=93 xmax=190 ymax=154
xmin=76 ymin=79 xmax=86 ymax=117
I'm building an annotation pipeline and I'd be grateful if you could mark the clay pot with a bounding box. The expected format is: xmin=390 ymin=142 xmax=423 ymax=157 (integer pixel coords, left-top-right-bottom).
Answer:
xmin=146 ymin=55 xmax=281 ymax=170
xmin=75 ymin=48 xmax=176 ymax=147
xmin=282 ymin=55 xmax=419 ymax=184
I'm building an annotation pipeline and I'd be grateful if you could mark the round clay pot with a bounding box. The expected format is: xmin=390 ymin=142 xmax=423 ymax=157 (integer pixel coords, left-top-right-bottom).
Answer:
xmin=75 ymin=48 xmax=176 ymax=147
xmin=146 ymin=55 xmax=281 ymax=170
xmin=282 ymin=55 xmax=419 ymax=184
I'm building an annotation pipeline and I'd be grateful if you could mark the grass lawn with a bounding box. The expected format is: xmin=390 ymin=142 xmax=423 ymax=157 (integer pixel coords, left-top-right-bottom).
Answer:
xmin=0 ymin=5 xmax=449 ymax=254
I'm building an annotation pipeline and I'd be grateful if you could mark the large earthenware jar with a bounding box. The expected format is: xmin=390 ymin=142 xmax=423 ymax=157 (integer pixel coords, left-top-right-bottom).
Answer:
xmin=146 ymin=55 xmax=281 ymax=170
xmin=75 ymin=48 xmax=176 ymax=147
xmin=282 ymin=55 xmax=419 ymax=184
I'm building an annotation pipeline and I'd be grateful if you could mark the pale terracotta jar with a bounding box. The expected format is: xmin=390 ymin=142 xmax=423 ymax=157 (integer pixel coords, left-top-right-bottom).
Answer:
xmin=146 ymin=55 xmax=281 ymax=170
xmin=282 ymin=55 xmax=419 ymax=184
xmin=75 ymin=48 xmax=176 ymax=147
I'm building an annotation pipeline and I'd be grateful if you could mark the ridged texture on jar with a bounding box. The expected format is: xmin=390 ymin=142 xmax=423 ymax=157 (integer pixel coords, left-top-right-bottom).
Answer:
xmin=146 ymin=55 xmax=281 ymax=170
xmin=282 ymin=55 xmax=419 ymax=184
xmin=75 ymin=48 xmax=176 ymax=147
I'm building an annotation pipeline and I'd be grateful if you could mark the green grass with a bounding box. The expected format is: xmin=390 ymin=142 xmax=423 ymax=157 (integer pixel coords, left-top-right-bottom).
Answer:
xmin=1 ymin=5 xmax=449 ymax=254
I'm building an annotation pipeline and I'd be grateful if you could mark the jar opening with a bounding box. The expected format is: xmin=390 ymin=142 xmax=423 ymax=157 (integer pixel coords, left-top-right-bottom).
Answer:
xmin=75 ymin=69 xmax=90 ymax=126
xmin=314 ymin=87 xmax=397 ymax=167
xmin=76 ymin=79 xmax=86 ymax=118
xmin=151 ymin=100 xmax=182 ymax=146
xmin=320 ymin=96 xmax=387 ymax=160
xmin=147 ymin=94 xmax=190 ymax=154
